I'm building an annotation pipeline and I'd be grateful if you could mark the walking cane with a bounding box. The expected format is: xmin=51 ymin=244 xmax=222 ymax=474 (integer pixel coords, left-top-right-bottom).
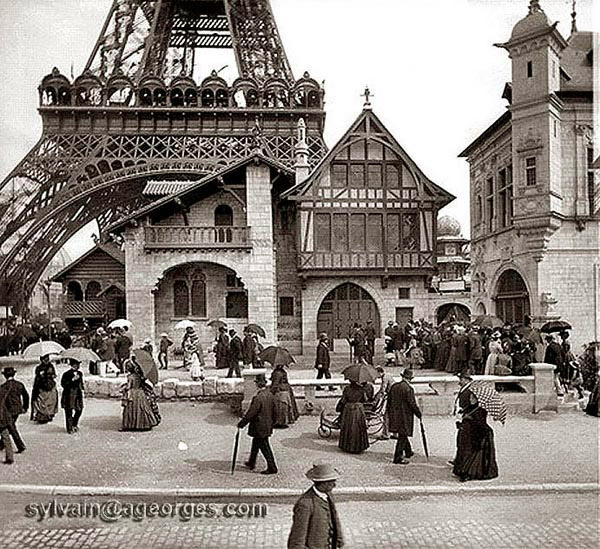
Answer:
xmin=419 ymin=419 xmax=430 ymax=461
xmin=231 ymin=427 xmax=240 ymax=475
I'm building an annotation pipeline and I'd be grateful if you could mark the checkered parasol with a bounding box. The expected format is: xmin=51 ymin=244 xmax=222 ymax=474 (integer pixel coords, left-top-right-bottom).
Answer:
xmin=470 ymin=382 xmax=507 ymax=424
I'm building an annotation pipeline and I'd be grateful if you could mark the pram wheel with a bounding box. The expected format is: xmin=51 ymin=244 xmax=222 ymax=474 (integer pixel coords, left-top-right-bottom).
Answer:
xmin=318 ymin=425 xmax=332 ymax=438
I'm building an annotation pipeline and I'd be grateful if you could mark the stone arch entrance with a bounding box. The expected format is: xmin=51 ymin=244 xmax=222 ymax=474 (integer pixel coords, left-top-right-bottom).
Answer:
xmin=316 ymin=283 xmax=380 ymax=343
xmin=436 ymin=303 xmax=471 ymax=325
xmin=495 ymin=269 xmax=530 ymax=325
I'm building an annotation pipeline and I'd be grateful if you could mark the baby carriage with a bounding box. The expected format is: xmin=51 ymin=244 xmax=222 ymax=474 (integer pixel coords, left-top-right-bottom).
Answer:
xmin=318 ymin=394 xmax=386 ymax=440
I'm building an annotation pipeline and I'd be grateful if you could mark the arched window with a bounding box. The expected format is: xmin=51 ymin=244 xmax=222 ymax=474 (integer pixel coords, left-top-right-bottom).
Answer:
xmin=171 ymin=88 xmax=184 ymax=107
xmin=215 ymin=205 xmax=233 ymax=226
xmin=201 ymin=89 xmax=215 ymax=107
xmin=174 ymin=280 xmax=189 ymax=317
xmin=495 ymin=269 xmax=530 ymax=325
xmin=67 ymin=281 xmax=83 ymax=302
xmin=191 ymin=279 xmax=207 ymax=317
xmin=85 ymin=281 xmax=101 ymax=300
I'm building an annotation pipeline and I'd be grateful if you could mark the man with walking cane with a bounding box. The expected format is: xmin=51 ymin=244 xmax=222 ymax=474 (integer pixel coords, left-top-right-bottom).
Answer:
xmin=237 ymin=374 xmax=278 ymax=475
xmin=387 ymin=369 xmax=422 ymax=464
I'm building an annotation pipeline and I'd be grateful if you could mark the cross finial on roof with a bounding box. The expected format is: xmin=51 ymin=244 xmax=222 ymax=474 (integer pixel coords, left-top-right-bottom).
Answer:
xmin=361 ymin=86 xmax=373 ymax=110
xmin=571 ymin=0 xmax=578 ymax=33
xmin=529 ymin=0 xmax=543 ymax=14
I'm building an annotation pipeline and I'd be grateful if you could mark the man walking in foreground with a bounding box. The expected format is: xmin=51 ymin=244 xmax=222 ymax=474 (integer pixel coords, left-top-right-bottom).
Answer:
xmin=387 ymin=368 xmax=422 ymax=464
xmin=0 ymin=367 xmax=29 ymax=454
xmin=238 ymin=374 xmax=277 ymax=474
xmin=288 ymin=462 xmax=344 ymax=549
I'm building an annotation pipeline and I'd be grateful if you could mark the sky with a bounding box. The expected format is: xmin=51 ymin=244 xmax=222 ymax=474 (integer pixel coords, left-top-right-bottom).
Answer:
xmin=0 ymin=0 xmax=595 ymax=261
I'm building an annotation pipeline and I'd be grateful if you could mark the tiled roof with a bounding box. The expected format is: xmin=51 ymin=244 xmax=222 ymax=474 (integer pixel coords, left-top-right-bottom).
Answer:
xmin=143 ymin=181 xmax=195 ymax=196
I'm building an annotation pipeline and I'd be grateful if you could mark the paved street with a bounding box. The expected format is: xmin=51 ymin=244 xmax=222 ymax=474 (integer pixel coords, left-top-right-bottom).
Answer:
xmin=0 ymin=492 xmax=597 ymax=548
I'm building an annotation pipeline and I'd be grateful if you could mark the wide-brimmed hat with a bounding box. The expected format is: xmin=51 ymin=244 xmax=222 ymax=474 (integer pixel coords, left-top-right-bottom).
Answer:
xmin=305 ymin=462 xmax=340 ymax=482
xmin=402 ymin=368 xmax=414 ymax=380
xmin=2 ymin=366 xmax=16 ymax=377
xmin=456 ymin=371 xmax=473 ymax=380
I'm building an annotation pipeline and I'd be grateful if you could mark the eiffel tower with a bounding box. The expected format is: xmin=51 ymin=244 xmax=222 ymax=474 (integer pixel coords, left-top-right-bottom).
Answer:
xmin=0 ymin=0 xmax=326 ymax=313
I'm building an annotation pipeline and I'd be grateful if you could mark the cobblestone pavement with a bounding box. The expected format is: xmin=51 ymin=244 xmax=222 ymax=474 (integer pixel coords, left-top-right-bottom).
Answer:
xmin=0 ymin=493 xmax=597 ymax=548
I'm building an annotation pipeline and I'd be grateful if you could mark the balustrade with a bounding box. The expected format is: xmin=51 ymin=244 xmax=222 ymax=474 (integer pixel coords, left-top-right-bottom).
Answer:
xmin=144 ymin=226 xmax=251 ymax=250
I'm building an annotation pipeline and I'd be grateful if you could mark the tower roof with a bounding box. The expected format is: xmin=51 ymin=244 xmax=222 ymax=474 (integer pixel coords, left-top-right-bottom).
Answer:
xmin=510 ymin=1 xmax=551 ymax=40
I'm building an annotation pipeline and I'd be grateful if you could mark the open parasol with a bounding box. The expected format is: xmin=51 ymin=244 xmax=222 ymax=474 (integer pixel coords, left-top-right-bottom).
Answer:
xmin=108 ymin=319 xmax=132 ymax=330
xmin=131 ymin=348 xmax=159 ymax=385
xmin=472 ymin=315 xmax=504 ymax=329
xmin=22 ymin=341 xmax=65 ymax=359
xmin=470 ymin=381 xmax=507 ymax=424
xmin=259 ymin=345 xmax=295 ymax=367
xmin=60 ymin=347 xmax=101 ymax=363
xmin=175 ymin=319 xmax=196 ymax=330
xmin=246 ymin=324 xmax=266 ymax=338
xmin=341 ymin=362 xmax=378 ymax=384
xmin=540 ymin=320 xmax=572 ymax=333
xmin=231 ymin=428 xmax=240 ymax=475
xmin=207 ymin=319 xmax=227 ymax=329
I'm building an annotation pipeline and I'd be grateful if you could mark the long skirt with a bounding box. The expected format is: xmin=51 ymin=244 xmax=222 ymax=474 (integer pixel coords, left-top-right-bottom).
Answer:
xmin=339 ymin=403 xmax=369 ymax=454
xmin=122 ymin=389 xmax=160 ymax=431
xmin=288 ymin=386 xmax=299 ymax=422
xmin=585 ymin=382 xmax=599 ymax=417
xmin=453 ymin=421 xmax=498 ymax=481
xmin=273 ymin=390 xmax=295 ymax=427
xmin=32 ymin=388 xmax=58 ymax=423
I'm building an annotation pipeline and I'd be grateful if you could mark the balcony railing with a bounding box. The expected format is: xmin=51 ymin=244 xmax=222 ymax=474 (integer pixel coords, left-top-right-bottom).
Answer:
xmin=63 ymin=300 xmax=105 ymax=318
xmin=144 ymin=226 xmax=252 ymax=250
xmin=298 ymin=251 xmax=434 ymax=270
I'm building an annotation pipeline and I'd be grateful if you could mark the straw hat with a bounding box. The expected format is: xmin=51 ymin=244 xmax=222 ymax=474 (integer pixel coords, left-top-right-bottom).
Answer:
xmin=305 ymin=462 xmax=340 ymax=482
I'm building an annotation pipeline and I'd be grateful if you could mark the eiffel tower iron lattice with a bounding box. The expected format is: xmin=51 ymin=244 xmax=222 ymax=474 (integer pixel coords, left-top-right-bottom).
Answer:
xmin=0 ymin=0 xmax=327 ymax=312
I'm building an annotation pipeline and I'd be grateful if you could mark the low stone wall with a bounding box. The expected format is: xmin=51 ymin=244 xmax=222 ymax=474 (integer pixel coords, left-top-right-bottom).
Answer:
xmin=84 ymin=376 xmax=243 ymax=402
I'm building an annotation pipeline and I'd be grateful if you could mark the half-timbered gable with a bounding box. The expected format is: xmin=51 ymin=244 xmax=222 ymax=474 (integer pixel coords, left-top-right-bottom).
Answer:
xmin=284 ymin=108 xmax=454 ymax=275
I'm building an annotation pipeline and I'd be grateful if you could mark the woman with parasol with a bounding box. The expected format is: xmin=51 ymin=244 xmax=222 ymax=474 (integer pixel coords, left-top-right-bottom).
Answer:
xmin=120 ymin=353 xmax=160 ymax=432
xmin=31 ymin=354 xmax=59 ymax=424
xmin=270 ymin=362 xmax=299 ymax=428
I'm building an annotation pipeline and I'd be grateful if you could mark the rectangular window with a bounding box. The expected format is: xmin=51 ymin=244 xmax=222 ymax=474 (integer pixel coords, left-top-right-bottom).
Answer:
xmin=527 ymin=60 xmax=533 ymax=78
xmin=588 ymin=148 xmax=596 ymax=215
xmin=385 ymin=164 xmax=400 ymax=187
xmin=279 ymin=296 xmax=294 ymax=317
xmin=387 ymin=213 xmax=400 ymax=252
xmin=331 ymin=164 xmax=347 ymax=188
xmin=367 ymin=164 xmax=383 ymax=187
xmin=526 ymin=157 xmax=537 ymax=186
xmin=366 ymin=213 xmax=383 ymax=251
xmin=487 ymin=196 xmax=494 ymax=232
xmin=398 ymin=288 xmax=410 ymax=299
xmin=314 ymin=213 xmax=331 ymax=252
xmin=349 ymin=164 xmax=365 ymax=187
xmin=401 ymin=213 xmax=419 ymax=250
xmin=226 ymin=292 xmax=248 ymax=318
xmin=499 ymin=189 xmax=507 ymax=228
xmin=332 ymin=213 xmax=348 ymax=251
xmin=349 ymin=213 xmax=366 ymax=251
xmin=476 ymin=195 xmax=483 ymax=224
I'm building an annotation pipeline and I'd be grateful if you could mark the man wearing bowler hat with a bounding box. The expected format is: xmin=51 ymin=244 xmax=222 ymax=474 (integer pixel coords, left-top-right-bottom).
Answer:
xmin=387 ymin=368 xmax=422 ymax=464
xmin=0 ymin=366 xmax=29 ymax=456
xmin=288 ymin=462 xmax=344 ymax=549
xmin=238 ymin=374 xmax=277 ymax=474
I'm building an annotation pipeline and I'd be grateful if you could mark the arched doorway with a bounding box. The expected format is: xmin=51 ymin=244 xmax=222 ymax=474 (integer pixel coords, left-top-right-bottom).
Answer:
xmin=436 ymin=303 xmax=471 ymax=325
xmin=495 ymin=269 xmax=530 ymax=325
xmin=317 ymin=283 xmax=380 ymax=344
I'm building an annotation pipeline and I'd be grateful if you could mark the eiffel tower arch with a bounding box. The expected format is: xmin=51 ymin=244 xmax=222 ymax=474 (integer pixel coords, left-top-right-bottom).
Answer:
xmin=0 ymin=0 xmax=327 ymax=313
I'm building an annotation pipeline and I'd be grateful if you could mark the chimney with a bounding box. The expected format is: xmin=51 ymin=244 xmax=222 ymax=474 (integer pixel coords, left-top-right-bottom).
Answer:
xmin=294 ymin=118 xmax=310 ymax=184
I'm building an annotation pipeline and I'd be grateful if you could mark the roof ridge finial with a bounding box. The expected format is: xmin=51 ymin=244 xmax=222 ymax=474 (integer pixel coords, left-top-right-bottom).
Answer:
xmin=361 ymin=86 xmax=373 ymax=110
xmin=529 ymin=0 xmax=543 ymax=15
xmin=571 ymin=0 xmax=578 ymax=33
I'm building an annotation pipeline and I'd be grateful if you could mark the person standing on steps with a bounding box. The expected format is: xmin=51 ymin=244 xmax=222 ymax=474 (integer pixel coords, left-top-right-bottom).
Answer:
xmin=238 ymin=374 xmax=278 ymax=475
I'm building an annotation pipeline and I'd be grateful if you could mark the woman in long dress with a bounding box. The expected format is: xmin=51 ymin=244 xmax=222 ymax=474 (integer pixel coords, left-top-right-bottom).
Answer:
xmin=31 ymin=354 xmax=58 ymax=423
xmin=121 ymin=360 xmax=160 ymax=432
xmin=270 ymin=364 xmax=298 ymax=428
xmin=336 ymin=380 xmax=369 ymax=454
xmin=484 ymin=332 xmax=503 ymax=375
xmin=453 ymin=386 xmax=499 ymax=482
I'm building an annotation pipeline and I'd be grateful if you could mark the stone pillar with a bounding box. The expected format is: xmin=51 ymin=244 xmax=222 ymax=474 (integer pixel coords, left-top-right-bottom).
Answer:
xmin=245 ymin=163 xmax=277 ymax=343
xmin=531 ymin=363 xmax=558 ymax=413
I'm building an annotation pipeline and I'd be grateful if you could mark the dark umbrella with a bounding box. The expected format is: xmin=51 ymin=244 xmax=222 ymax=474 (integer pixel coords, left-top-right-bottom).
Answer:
xmin=259 ymin=345 xmax=295 ymax=366
xmin=246 ymin=324 xmax=266 ymax=338
xmin=419 ymin=419 xmax=429 ymax=461
xmin=231 ymin=428 xmax=240 ymax=475
xmin=472 ymin=315 xmax=504 ymax=329
xmin=208 ymin=319 xmax=227 ymax=329
xmin=132 ymin=348 xmax=159 ymax=385
xmin=540 ymin=320 xmax=572 ymax=333
xmin=341 ymin=362 xmax=378 ymax=384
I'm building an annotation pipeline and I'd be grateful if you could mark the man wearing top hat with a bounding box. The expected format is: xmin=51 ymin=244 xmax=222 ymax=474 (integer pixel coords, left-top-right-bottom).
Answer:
xmin=60 ymin=359 xmax=85 ymax=434
xmin=315 ymin=333 xmax=334 ymax=391
xmin=288 ymin=462 xmax=344 ymax=549
xmin=0 ymin=367 xmax=29 ymax=455
xmin=237 ymin=374 xmax=277 ymax=474
xmin=387 ymin=369 xmax=422 ymax=464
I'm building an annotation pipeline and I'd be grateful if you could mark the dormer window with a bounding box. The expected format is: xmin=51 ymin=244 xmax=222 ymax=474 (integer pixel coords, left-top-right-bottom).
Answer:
xmin=527 ymin=61 xmax=533 ymax=78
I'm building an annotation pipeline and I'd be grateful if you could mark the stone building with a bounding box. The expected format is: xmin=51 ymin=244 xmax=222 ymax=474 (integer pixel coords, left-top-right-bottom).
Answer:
xmin=460 ymin=1 xmax=598 ymax=350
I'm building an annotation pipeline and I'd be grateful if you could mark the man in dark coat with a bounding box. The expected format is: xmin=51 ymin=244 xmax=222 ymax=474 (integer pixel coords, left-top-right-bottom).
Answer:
xmin=242 ymin=327 xmax=257 ymax=367
xmin=364 ymin=320 xmax=376 ymax=363
xmin=215 ymin=327 xmax=229 ymax=369
xmin=288 ymin=462 xmax=344 ymax=549
xmin=238 ymin=374 xmax=277 ymax=474
xmin=452 ymin=327 xmax=471 ymax=374
xmin=387 ymin=369 xmax=422 ymax=464
xmin=60 ymin=359 xmax=84 ymax=434
xmin=392 ymin=323 xmax=405 ymax=365
xmin=114 ymin=328 xmax=132 ymax=374
xmin=227 ymin=329 xmax=243 ymax=378
xmin=0 ymin=381 xmax=14 ymax=464
xmin=544 ymin=334 xmax=566 ymax=394
xmin=0 ymin=367 xmax=29 ymax=454
xmin=315 ymin=333 xmax=334 ymax=391
xmin=468 ymin=327 xmax=483 ymax=375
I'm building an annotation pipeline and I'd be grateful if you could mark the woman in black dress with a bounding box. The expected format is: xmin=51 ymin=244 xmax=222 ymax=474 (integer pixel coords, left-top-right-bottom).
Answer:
xmin=121 ymin=360 xmax=160 ymax=431
xmin=336 ymin=380 xmax=369 ymax=454
xmin=31 ymin=354 xmax=58 ymax=423
xmin=270 ymin=364 xmax=299 ymax=428
xmin=453 ymin=381 xmax=498 ymax=482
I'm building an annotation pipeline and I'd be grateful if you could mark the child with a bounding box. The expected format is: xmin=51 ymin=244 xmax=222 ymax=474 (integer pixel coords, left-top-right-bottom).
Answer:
xmin=190 ymin=351 xmax=205 ymax=382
